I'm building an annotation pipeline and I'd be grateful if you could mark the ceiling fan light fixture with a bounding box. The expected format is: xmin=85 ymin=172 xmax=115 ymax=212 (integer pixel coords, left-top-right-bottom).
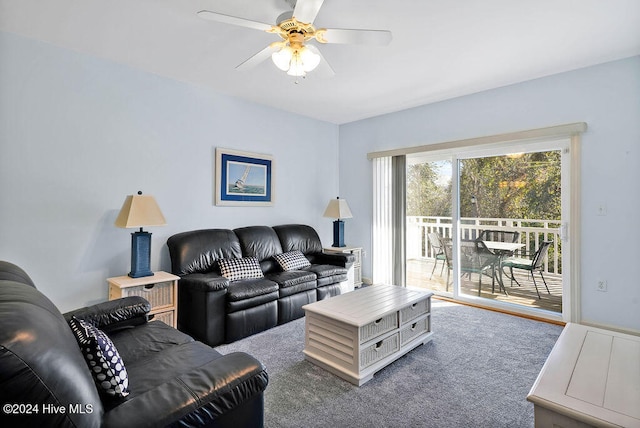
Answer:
xmin=286 ymin=49 xmax=306 ymax=76
xmin=299 ymin=46 xmax=320 ymax=71
xmin=273 ymin=45 xmax=320 ymax=76
xmin=272 ymin=45 xmax=294 ymax=71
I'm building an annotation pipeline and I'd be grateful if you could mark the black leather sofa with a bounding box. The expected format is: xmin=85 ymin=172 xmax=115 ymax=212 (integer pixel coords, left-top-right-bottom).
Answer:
xmin=167 ymin=224 xmax=355 ymax=346
xmin=0 ymin=261 xmax=268 ymax=428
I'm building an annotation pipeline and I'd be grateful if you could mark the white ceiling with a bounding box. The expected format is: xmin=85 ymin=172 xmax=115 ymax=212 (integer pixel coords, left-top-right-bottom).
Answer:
xmin=1 ymin=0 xmax=639 ymax=124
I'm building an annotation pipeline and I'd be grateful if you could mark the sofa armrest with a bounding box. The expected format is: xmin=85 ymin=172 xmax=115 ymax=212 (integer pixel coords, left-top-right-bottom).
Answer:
xmin=307 ymin=252 xmax=355 ymax=269
xmin=180 ymin=272 xmax=230 ymax=292
xmin=63 ymin=296 xmax=151 ymax=333
xmin=102 ymin=351 xmax=268 ymax=428
xmin=177 ymin=273 xmax=229 ymax=346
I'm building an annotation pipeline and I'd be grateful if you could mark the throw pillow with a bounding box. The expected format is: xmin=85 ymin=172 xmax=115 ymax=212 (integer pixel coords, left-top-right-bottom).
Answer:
xmin=68 ymin=316 xmax=130 ymax=398
xmin=273 ymin=250 xmax=311 ymax=271
xmin=218 ymin=257 xmax=264 ymax=281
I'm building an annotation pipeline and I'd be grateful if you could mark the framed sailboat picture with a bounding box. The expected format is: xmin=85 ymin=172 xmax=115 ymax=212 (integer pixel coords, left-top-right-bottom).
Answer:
xmin=215 ymin=148 xmax=274 ymax=206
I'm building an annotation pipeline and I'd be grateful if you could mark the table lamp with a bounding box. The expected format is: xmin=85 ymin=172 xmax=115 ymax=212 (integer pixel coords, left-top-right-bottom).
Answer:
xmin=115 ymin=191 xmax=166 ymax=278
xmin=323 ymin=196 xmax=353 ymax=248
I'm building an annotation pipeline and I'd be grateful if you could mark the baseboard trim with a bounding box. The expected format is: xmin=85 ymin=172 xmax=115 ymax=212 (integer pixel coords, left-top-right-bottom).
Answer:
xmin=432 ymin=295 xmax=566 ymax=326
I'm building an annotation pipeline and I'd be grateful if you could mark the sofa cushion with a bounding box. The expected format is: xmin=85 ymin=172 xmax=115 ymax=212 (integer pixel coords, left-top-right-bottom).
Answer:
xmin=273 ymin=224 xmax=324 ymax=254
xmin=273 ymin=250 xmax=312 ymax=271
xmin=69 ymin=317 xmax=130 ymax=398
xmin=304 ymin=264 xmax=348 ymax=287
xmin=235 ymin=226 xmax=283 ymax=272
xmin=167 ymin=229 xmax=242 ymax=275
xmin=266 ymin=270 xmax=316 ymax=288
xmin=226 ymin=278 xmax=279 ymax=302
xmin=303 ymin=264 xmax=347 ymax=278
xmin=218 ymin=257 xmax=264 ymax=281
xmin=227 ymin=290 xmax=279 ymax=314
xmin=110 ymin=320 xmax=196 ymax=362
xmin=266 ymin=271 xmax=317 ymax=298
xmin=317 ymin=274 xmax=348 ymax=287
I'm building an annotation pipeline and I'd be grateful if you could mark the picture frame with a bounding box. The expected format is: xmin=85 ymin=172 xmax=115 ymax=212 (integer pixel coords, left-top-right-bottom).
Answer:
xmin=215 ymin=148 xmax=274 ymax=206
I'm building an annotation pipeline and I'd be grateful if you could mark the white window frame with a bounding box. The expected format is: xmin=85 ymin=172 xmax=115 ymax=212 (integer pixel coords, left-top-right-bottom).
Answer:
xmin=371 ymin=123 xmax=584 ymax=324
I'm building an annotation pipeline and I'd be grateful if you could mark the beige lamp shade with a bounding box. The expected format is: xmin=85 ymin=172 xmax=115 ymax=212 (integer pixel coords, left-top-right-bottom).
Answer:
xmin=323 ymin=197 xmax=353 ymax=219
xmin=115 ymin=193 xmax=166 ymax=228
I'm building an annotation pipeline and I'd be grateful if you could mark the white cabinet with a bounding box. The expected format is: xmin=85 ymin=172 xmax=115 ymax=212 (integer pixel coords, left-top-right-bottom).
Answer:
xmin=108 ymin=271 xmax=179 ymax=328
xmin=324 ymin=246 xmax=362 ymax=291
xmin=528 ymin=323 xmax=640 ymax=428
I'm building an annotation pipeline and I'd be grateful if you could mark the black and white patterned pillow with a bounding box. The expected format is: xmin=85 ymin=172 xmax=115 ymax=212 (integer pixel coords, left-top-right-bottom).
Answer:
xmin=218 ymin=257 xmax=264 ymax=281
xmin=273 ymin=250 xmax=311 ymax=271
xmin=68 ymin=317 xmax=130 ymax=398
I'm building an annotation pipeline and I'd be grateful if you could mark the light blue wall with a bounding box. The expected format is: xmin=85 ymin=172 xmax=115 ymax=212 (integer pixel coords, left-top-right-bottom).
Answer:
xmin=339 ymin=56 xmax=640 ymax=332
xmin=2 ymin=29 xmax=638 ymax=331
xmin=0 ymin=32 xmax=339 ymax=312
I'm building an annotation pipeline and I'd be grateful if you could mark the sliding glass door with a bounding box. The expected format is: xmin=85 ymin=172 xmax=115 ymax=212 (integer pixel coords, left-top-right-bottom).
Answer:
xmin=406 ymin=156 xmax=453 ymax=294
xmin=457 ymin=149 xmax=563 ymax=313
xmin=405 ymin=139 xmax=570 ymax=320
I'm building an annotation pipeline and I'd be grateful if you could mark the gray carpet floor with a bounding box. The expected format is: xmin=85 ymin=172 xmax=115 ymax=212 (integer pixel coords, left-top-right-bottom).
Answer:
xmin=216 ymin=299 xmax=563 ymax=428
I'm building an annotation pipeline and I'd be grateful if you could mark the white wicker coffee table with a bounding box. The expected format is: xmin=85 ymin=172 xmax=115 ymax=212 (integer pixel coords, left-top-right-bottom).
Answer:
xmin=302 ymin=285 xmax=433 ymax=386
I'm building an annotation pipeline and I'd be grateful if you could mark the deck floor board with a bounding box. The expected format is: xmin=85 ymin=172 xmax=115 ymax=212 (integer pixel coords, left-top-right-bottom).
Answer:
xmin=407 ymin=258 xmax=562 ymax=313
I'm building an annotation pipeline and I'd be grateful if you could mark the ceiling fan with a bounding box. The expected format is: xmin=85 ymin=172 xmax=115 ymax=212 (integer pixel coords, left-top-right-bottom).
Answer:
xmin=198 ymin=0 xmax=392 ymax=78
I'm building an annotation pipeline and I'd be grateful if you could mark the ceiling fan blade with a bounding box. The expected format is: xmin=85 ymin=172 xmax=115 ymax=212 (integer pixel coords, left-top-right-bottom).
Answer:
xmin=318 ymin=28 xmax=392 ymax=46
xmin=306 ymin=44 xmax=335 ymax=77
xmin=293 ymin=0 xmax=325 ymax=24
xmin=197 ymin=10 xmax=274 ymax=32
xmin=236 ymin=43 xmax=283 ymax=71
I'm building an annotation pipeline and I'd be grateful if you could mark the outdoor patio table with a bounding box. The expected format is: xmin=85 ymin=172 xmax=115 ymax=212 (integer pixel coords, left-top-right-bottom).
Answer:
xmin=482 ymin=241 xmax=524 ymax=254
xmin=482 ymin=241 xmax=525 ymax=293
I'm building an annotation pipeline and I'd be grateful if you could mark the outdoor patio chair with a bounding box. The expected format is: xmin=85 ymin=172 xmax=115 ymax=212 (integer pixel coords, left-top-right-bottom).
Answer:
xmin=442 ymin=240 xmax=454 ymax=291
xmin=478 ymin=229 xmax=520 ymax=243
xmin=447 ymin=240 xmax=502 ymax=296
xmin=501 ymin=241 xmax=552 ymax=299
xmin=428 ymin=232 xmax=447 ymax=279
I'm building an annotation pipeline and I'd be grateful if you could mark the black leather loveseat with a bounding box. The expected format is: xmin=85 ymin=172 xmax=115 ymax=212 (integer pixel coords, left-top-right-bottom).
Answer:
xmin=167 ymin=224 xmax=355 ymax=346
xmin=0 ymin=261 xmax=268 ymax=428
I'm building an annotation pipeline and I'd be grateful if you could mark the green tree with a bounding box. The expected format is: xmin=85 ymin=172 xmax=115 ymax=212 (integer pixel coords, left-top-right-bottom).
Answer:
xmin=458 ymin=151 xmax=561 ymax=220
xmin=406 ymin=162 xmax=451 ymax=217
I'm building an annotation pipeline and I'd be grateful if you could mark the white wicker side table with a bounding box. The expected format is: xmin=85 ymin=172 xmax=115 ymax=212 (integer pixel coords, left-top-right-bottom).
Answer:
xmin=108 ymin=271 xmax=179 ymax=328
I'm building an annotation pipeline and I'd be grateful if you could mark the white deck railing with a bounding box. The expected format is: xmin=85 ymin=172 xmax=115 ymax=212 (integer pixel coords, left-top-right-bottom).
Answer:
xmin=407 ymin=216 xmax=562 ymax=274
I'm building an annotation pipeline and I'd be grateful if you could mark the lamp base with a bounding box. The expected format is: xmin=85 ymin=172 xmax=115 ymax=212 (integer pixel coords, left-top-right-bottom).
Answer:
xmin=129 ymin=231 xmax=154 ymax=278
xmin=332 ymin=219 xmax=346 ymax=248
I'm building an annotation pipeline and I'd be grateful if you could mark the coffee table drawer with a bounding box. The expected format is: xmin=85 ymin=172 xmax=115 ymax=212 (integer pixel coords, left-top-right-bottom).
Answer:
xmin=400 ymin=316 xmax=430 ymax=346
xmin=360 ymin=333 xmax=400 ymax=369
xmin=359 ymin=312 xmax=398 ymax=343
xmin=400 ymin=298 xmax=429 ymax=324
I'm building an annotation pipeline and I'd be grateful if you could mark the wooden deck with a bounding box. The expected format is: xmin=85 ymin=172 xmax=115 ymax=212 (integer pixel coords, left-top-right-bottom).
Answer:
xmin=407 ymin=258 xmax=562 ymax=314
